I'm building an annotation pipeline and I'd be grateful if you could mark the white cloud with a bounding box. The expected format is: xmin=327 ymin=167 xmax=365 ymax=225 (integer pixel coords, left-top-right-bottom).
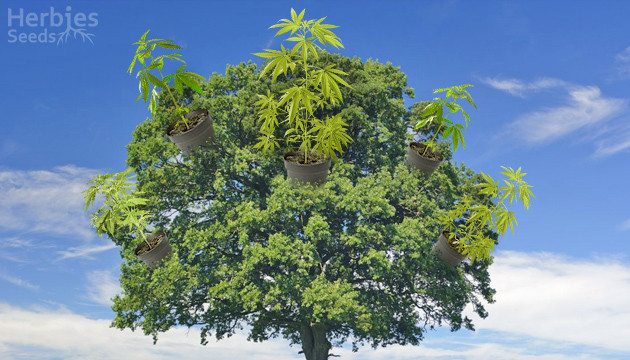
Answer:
xmin=507 ymin=86 xmax=626 ymax=144
xmin=1 ymin=251 xmax=629 ymax=359
xmin=480 ymin=77 xmax=566 ymax=97
xmin=620 ymin=218 xmax=630 ymax=231
xmin=0 ymin=165 xmax=125 ymax=261
xmin=482 ymin=77 xmax=526 ymax=95
xmin=0 ymin=273 xmax=39 ymax=291
xmin=483 ymin=75 xmax=630 ymax=155
xmin=0 ymin=303 xmax=297 ymax=360
xmin=56 ymin=243 xmax=116 ymax=261
xmin=86 ymin=270 xmax=121 ymax=306
xmin=0 ymin=165 xmax=97 ymax=239
xmin=348 ymin=340 xmax=615 ymax=360
xmin=467 ymin=251 xmax=630 ymax=353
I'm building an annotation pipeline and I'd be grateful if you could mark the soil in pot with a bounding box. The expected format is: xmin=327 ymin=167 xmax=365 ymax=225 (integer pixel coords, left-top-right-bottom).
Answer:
xmin=166 ymin=109 xmax=215 ymax=155
xmin=134 ymin=232 xmax=173 ymax=269
xmin=409 ymin=142 xmax=444 ymax=162
xmin=135 ymin=233 xmax=165 ymax=256
xmin=284 ymin=151 xmax=328 ymax=165
xmin=167 ymin=112 xmax=205 ymax=137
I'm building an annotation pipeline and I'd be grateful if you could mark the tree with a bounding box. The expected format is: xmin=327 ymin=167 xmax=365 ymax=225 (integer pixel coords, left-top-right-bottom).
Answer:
xmin=111 ymin=52 xmax=496 ymax=360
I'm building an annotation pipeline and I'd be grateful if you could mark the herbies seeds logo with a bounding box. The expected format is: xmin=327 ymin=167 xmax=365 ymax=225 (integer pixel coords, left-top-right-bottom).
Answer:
xmin=8 ymin=6 xmax=98 ymax=45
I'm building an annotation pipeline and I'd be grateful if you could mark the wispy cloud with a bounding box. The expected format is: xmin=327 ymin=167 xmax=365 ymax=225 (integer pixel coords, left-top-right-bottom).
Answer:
xmin=615 ymin=46 xmax=630 ymax=78
xmin=0 ymin=273 xmax=39 ymax=291
xmin=57 ymin=243 xmax=116 ymax=261
xmin=479 ymin=76 xmax=566 ymax=97
xmin=1 ymin=237 xmax=33 ymax=248
xmin=616 ymin=47 xmax=630 ymax=62
xmin=593 ymin=121 xmax=630 ymax=157
xmin=264 ymin=36 xmax=274 ymax=49
xmin=0 ymin=237 xmax=49 ymax=264
xmin=507 ymin=86 xmax=626 ymax=144
xmin=620 ymin=218 xmax=630 ymax=231
xmin=0 ymin=165 xmax=97 ymax=240
xmin=483 ymin=76 xmax=628 ymax=152
xmin=0 ymin=252 xmax=31 ymax=264
xmin=85 ymin=270 xmax=121 ymax=306
xmin=594 ymin=136 xmax=630 ymax=157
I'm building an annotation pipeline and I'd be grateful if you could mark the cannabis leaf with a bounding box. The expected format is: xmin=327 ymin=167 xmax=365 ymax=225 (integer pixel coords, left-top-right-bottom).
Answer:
xmin=254 ymin=9 xmax=352 ymax=163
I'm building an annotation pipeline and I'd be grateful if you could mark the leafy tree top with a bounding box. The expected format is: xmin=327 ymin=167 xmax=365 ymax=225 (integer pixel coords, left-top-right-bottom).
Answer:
xmin=114 ymin=53 xmax=495 ymax=360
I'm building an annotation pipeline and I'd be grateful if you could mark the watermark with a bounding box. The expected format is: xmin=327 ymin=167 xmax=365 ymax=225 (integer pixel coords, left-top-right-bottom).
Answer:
xmin=7 ymin=6 xmax=98 ymax=45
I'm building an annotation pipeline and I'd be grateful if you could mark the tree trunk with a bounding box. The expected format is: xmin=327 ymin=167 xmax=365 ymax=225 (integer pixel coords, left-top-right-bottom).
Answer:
xmin=300 ymin=323 xmax=331 ymax=360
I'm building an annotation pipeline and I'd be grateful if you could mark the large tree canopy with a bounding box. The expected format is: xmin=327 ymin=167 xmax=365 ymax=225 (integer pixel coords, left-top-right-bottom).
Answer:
xmin=112 ymin=52 xmax=495 ymax=360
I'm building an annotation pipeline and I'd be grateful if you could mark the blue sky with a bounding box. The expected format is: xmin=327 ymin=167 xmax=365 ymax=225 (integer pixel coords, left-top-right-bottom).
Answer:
xmin=1 ymin=0 xmax=629 ymax=359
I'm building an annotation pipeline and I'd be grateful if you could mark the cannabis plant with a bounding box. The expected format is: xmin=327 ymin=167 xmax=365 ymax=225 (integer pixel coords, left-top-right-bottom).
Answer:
xmin=128 ymin=30 xmax=206 ymax=132
xmin=440 ymin=166 xmax=534 ymax=262
xmin=253 ymin=9 xmax=352 ymax=163
xmin=82 ymin=168 xmax=153 ymax=250
xmin=414 ymin=84 xmax=476 ymax=156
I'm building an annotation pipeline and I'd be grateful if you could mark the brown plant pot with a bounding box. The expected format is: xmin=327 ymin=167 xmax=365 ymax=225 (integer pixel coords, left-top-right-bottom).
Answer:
xmin=406 ymin=142 xmax=443 ymax=176
xmin=283 ymin=152 xmax=331 ymax=186
xmin=134 ymin=232 xmax=172 ymax=269
xmin=166 ymin=109 xmax=215 ymax=155
xmin=431 ymin=231 xmax=466 ymax=266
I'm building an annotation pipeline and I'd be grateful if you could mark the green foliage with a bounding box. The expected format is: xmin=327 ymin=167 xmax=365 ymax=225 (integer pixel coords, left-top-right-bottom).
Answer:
xmin=253 ymin=9 xmax=352 ymax=163
xmin=114 ymin=54 xmax=496 ymax=358
xmin=82 ymin=168 xmax=152 ymax=247
xmin=440 ymin=166 xmax=534 ymax=263
xmin=413 ymin=84 xmax=476 ymax=156
xmin=128 ymin=29 xmax=206 ymax=131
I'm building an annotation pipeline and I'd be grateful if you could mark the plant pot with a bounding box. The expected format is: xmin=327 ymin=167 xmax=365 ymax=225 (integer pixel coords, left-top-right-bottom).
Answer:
xmin=431 ymin=231 xmax=466 ymax=266
xmin=134 ymin=232 xmax=172 ymax=269
xmin=283 ymin=152 xmax=331 ymax=186
xmin=166 ymin=109 xmax=215 ymax=155
xmin=406 ymin=142 xmax=443 ymax=176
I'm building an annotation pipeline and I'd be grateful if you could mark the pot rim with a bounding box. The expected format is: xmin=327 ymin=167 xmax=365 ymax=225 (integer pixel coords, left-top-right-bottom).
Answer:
xmin=134 ymin=231 xmax=167 ymax=256
xmin=166 ymin=109 xmax=210 ymax=137
xmin=409 ymin=142 xmax=444 ymax=162
xmin=283 ymin=151 xmax=331 ymax=166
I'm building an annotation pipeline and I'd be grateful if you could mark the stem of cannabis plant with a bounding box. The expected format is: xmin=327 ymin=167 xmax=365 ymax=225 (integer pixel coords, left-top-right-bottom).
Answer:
xmin=137 ymin=218 xmax=153 ymax=251
xmin=138 ymin=232 xmax=152 ymax=250
xmin=157 ymin=67 xmax=190 ymax=131
xmin=302 ymin=26 xmax=310 ymax=164
xmin=422 ymin=121 xmax=444 ymax=157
